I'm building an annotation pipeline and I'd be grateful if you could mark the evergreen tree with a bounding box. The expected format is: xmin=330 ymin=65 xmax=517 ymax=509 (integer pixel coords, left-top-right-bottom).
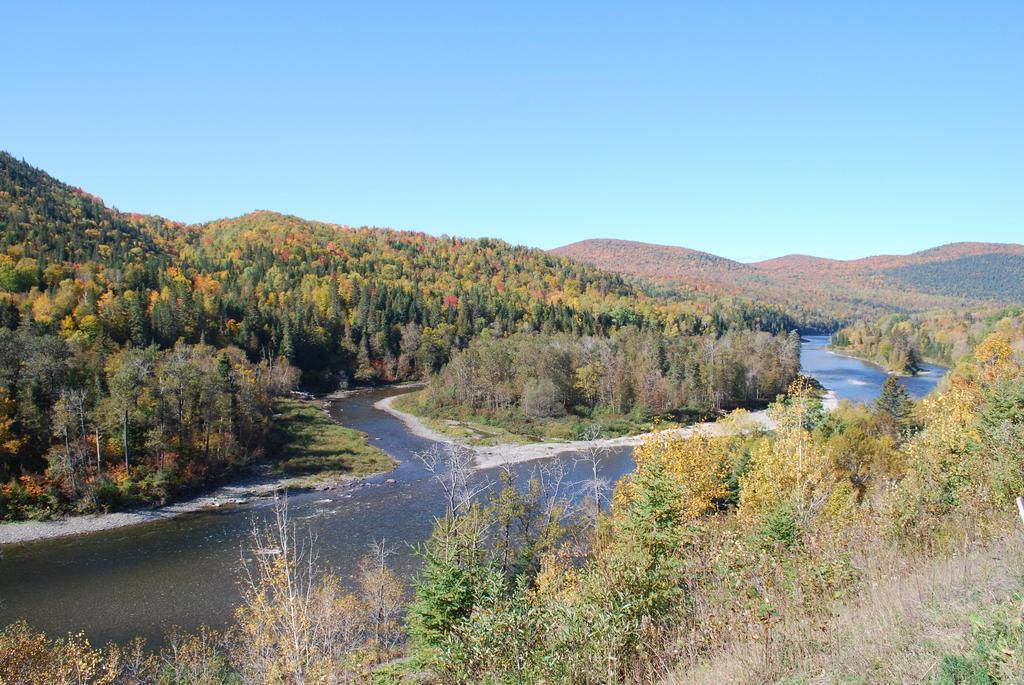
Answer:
xmin=875 ymin=376 xmax=915 ymax=437
xmin=407 ymin=513 xmax=503 ymax=657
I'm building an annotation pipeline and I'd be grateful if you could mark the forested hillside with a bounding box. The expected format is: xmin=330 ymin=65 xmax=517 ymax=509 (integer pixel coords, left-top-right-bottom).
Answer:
xmin=0 ymin=152 xmax=806 ymax=519
xmin=186 ymin=211 xmax=802 ymax=387
xmin=0 ymin=153 xmax=181 ymax=268
xmin=553 ymin=238 xmax=1024 ymax=325
xmin=885 ymin=253 xmax=1024 ymax=301
xmin=0 ymin=154 xmax=306 ymax=518
xmin=1 ymin=153 xmax=802 ymax=387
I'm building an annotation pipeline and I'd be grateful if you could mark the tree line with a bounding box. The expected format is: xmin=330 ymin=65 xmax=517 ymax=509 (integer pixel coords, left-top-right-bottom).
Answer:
xmin=422 ymin=327 xmax=801 ymax=425
xmin=832 ymin=307 xmax=1024 ymax=373
xmin=0 ymin=326 xmax=296 ymax=519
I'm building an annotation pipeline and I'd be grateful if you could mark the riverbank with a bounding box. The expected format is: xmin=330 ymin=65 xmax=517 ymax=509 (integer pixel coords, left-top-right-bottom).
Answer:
xmin=0 ymin=397 xmax=395 ymax=546
xmin=268 ymin=397 xmax=395 ymax=477
xmin=826 ymin=345 xmax=948 ymax=378
xmin=0 ymin=467 xmax=373 ymax=546
xmin=375 ymin=395 xmax=776 ymax=469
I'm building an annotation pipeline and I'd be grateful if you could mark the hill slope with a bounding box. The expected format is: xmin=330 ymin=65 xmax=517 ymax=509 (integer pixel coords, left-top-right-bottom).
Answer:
xmin=0 ymin=151 xmax=812 ymax=515
xmin=553 ymin=238 xmax=1024 ymax=322
xmin=1 ymin=152 xmax=803 ymax=389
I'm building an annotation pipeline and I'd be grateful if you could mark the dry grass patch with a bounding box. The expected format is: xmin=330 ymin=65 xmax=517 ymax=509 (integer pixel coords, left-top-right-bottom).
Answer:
xmin=666 ymin=526 xmax=1024 ymax=685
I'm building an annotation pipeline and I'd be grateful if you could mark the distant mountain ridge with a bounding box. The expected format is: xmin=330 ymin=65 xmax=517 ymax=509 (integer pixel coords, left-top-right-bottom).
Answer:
xmin=753 ymin=241 xmax=1024 ymax=270
xmin=552 ymin=238 xmax=1024 ymax=320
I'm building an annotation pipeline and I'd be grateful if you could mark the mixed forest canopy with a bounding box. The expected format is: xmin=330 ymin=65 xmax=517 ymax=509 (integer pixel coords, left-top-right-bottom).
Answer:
xmin=832 ymin=307 xmax=1024 ymax=374
xmin=1 ymin=152 xmax=802 ymax=387
xmin=884 ymin=253 xmax=1024 ymax=302
xmin=407 ymin=328 xmax=801 ymax=441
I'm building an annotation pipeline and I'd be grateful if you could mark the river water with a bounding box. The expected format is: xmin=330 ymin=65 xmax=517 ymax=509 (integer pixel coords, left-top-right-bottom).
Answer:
xmin=800 ymin=335 xmax=946 ymax=403
xmin=0 ymin=338 xmax=946 ymax=644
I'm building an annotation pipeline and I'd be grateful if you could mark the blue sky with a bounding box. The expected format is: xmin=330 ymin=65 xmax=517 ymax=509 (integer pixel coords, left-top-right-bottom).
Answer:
xmin=5 ymin=2 xmax=1021 ymax=261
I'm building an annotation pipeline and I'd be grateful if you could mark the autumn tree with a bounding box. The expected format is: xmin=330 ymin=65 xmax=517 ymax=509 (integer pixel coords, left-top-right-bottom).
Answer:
xmin=231 ymin=497 xmax=399 ymax=682
xmin=0 ymin=387 xmax=24 ymax=482
xmin=738 ymin=377 xmax=835 ymax=524
xmin=105 ymin=347 xmax=156 ymax=471
xmin=631 ymin=429 xmax=732 ymax=519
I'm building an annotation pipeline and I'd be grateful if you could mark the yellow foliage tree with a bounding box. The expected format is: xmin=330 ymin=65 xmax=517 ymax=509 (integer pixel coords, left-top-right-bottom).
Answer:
xmin=738 ymin=378 xmax=835 ymax=522
xmin=0 ymin=622 xmax=119 ymax=685
xmin=974 ymin=331 xmax=1018 ymax=385
xmin=632 ymin=429 xmax=731 ymax=519
xmin=231 ymin=499 xmax=400 ymax=682
xmin=916 ymin=377 xmax=981 ymax=457
xmin=881 ymin=354 xmax=997 ymax=548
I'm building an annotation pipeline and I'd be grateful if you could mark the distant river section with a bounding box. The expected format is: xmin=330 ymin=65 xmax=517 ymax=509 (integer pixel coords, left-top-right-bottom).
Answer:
xmin=800 ymin=334 xmax=946 ymax=403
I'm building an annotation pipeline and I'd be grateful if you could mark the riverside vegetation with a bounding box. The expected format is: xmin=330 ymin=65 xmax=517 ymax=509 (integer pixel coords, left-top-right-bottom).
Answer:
xmin=831 ymin=307 xmax=1023 ymax=373
xmin=0 ymin=334 xmax=299 ymax=520
xmin=394 ymin=328 xmax=801 ymax=443
xmin=3 ymin=321 xmax=1023 ymax=683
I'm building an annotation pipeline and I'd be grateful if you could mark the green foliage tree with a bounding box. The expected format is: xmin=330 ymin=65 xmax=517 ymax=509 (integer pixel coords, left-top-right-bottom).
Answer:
xmin=407 ymin=512 xmax=505 ymax=661
xmin=875 ymin=375 xmax=915 ymax=438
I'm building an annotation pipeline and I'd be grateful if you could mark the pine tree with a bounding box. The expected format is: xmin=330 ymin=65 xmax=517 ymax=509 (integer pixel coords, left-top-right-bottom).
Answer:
xmin=875 ymin=376 xmax=914 ymax=436
xmin=407 ymin=514 xmax=502 ymax=656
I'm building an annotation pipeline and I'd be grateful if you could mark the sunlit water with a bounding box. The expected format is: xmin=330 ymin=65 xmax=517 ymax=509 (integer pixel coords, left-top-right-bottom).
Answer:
xmin=0 ymin=338 xmax=946 ymax=644
xmin=800 ymin=335 xmax=946 ymax=403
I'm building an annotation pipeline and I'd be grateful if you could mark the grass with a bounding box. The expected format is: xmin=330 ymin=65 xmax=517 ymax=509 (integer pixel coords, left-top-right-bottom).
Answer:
xmin=932 ymin=593 xmax=1024 ymax=684
xmin=392 ymin=389 xmax=698 ymax=445
xmin=268 ymin=398 xmax=394 ymax=485
xmin=666 ymin=526 xmax=1024 ymax=685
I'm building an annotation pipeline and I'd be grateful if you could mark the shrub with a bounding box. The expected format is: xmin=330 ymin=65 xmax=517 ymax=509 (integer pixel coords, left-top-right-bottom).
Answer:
xmin=756 ymin=501 xmax=803 ymax=552
xmin=92 ymin=476 xmax=122 ymax=511
xmin=0 ymin=478 xmax=61 ymax=520
xmin=407 ymin=514 xmax=505 ymax=661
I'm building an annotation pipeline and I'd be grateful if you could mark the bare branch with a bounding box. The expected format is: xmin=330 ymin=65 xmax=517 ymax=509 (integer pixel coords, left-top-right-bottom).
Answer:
xmin=415 ymin=443 xmax=491 ymax=517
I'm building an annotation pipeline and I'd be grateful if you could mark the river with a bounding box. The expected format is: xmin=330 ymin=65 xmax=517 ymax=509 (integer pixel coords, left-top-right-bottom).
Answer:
xmin=0 ymin=338 xmax=946 ymax=645
xmin=800 ymin=335 xmax=946 ymax=403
